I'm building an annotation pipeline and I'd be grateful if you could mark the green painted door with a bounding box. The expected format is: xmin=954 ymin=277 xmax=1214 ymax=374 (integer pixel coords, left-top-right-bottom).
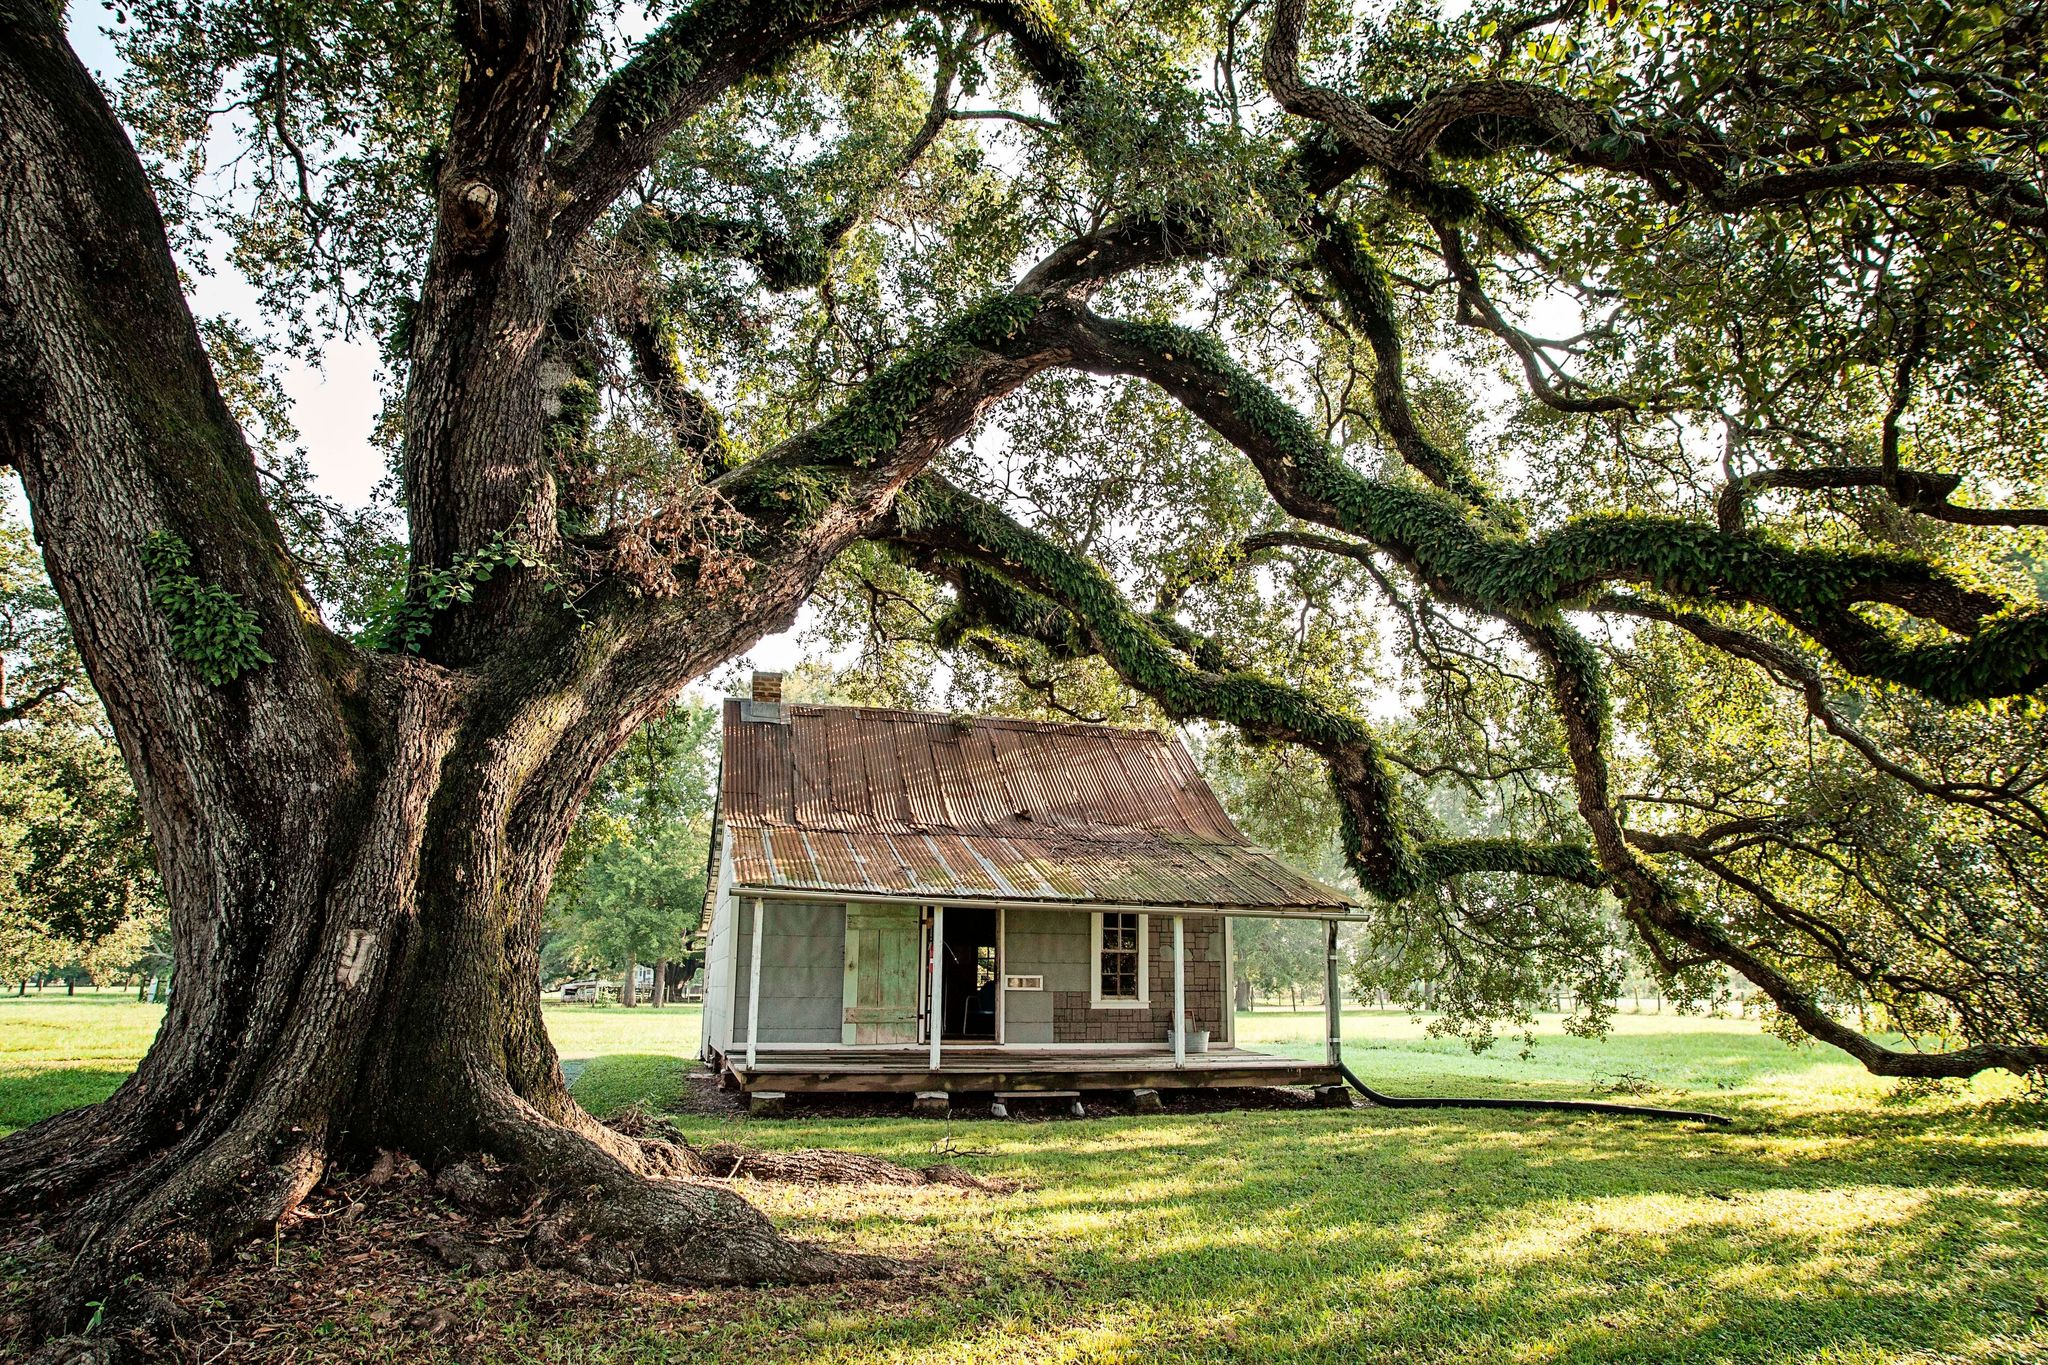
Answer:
xmin=842 ymin=904 xmax=922 ymax=1044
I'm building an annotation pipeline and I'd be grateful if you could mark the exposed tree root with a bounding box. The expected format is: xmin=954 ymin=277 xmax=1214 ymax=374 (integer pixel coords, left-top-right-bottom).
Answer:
xmin=605 ymin=1105 xmax=1014 ymax=1190
xmin=6 ymin=1096 xmax=1014 ymax=1360
xmin=416 ymin=1120 xmax=1008 ymax=1283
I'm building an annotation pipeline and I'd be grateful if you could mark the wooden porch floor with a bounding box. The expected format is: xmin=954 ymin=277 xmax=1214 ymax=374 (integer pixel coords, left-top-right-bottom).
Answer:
xmin=723 ymin=1044 xmax=1341 ymax=1095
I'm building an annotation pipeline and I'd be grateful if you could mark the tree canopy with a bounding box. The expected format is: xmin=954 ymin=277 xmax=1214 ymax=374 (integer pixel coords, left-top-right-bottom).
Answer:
xmin=544 ymin=697 xmax=718 ymax=986
xmin=85 ymin=0 xmax=2048 ymax=1073
xmin=0 ymin=516 xmax=163 ymax=986
xmin=3 ymin=0 xmax=2047 ymax=1340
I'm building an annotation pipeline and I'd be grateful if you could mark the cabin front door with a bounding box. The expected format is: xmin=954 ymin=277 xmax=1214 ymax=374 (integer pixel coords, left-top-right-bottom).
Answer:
xmin=842 ymin=904 xmax=922 ymax=1044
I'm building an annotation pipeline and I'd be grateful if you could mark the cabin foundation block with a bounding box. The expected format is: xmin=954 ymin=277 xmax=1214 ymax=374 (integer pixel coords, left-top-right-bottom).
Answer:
xmin=1129 ymin=1088 xmax=1164 ymax=1112
xmin=748 ymin=1090 xmax=788 ymax=1117
xmin=912 ymin=1090 xmax=950 ymax=1117
xmin=1312 ymin=1084 xmax=1352 ymax=1108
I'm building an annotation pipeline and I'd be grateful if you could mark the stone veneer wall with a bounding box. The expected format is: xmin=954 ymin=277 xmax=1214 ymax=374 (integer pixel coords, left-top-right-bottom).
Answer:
xmin=1051 ymin=914 xmax=1226 ymax=1044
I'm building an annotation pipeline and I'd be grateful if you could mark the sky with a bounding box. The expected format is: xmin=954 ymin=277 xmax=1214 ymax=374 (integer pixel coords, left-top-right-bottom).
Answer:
xmin=55 ymin=8 xmax=812 ymax=679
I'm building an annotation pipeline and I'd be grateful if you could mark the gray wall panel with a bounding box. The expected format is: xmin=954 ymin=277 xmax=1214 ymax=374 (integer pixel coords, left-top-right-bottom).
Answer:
xmin=732 ymin=899 xmax=847 ymax=1045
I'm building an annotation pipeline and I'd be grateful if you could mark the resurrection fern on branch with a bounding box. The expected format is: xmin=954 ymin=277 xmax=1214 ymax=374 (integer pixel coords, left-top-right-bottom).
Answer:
xmin=139 ymin=531 xmax=273 ymax=686
xmin=356 ymin=534 xmax=545 ymax=655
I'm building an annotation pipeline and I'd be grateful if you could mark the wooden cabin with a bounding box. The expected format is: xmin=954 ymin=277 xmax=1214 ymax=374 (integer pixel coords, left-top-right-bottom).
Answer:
xmin=698 ymin=673 xmax=1362 ymax=1111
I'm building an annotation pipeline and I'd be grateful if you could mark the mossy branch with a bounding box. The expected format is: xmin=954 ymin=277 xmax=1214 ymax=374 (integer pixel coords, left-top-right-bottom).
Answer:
xmin=1050 ymin=305 xmax=2048 ymax=703
xmin=715 ymin=293 xmax=1048 ymax=533
xmin=1303 ymin=213 xmax=1496 ymax=508
xmin=886 ymin=474 xmax=1606 ymax=902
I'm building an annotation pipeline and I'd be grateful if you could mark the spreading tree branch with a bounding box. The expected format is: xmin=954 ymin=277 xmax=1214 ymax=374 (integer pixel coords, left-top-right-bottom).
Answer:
xmin=1523 ymin=615 xmax=2048 ymax=1079
xmin=881 ymin=473 xmax=1608 ymax=900
xmin=549 ymin=0 xmax=1090 ymax=246
xmin=1039 ymin=302 xmax=2048 ymax=703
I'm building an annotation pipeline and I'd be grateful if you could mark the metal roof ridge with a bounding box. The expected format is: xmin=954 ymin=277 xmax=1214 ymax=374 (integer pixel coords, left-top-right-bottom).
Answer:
xmin=761 ymin=699 xmax=1180 ymax=740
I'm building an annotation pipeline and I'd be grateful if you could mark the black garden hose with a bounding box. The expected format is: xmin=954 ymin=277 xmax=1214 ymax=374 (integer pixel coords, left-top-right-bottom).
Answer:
xmin=1336 ymin=1061 xmax=1733 ymax=1125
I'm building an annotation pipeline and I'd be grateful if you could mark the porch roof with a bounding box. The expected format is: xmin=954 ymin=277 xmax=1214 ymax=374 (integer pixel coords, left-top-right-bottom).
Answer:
xmin=718 ymin=699 xmax=1356 ymax=914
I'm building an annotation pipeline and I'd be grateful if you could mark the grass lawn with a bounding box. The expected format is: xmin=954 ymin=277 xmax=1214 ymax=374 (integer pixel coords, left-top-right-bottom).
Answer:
xmin=3 ymin=993 xmax=2045 ymax=1361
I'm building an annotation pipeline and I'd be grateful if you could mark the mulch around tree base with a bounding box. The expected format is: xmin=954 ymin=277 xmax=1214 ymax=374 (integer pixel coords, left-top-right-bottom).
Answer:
xmin=0 ymin=1156 xmax=972 ymax=1363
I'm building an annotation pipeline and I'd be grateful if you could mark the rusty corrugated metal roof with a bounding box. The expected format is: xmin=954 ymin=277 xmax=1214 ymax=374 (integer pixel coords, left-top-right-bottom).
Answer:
xmin=719 ymin=700 xmax=1355 ymax=912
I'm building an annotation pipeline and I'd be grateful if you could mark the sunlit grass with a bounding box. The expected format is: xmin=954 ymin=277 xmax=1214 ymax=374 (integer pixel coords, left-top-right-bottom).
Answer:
xmin=0 ymin=990 xmax=163 ymax=1133
xmin=544 ymin=998 xmax=702 ymax=1061
xmin=2 ymin=993 xmax=2044 ymax=1360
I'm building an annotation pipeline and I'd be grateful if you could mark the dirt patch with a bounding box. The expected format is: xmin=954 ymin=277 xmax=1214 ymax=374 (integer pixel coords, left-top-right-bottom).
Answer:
xmin=0 ymin=1151 xmax=974 ymax=1363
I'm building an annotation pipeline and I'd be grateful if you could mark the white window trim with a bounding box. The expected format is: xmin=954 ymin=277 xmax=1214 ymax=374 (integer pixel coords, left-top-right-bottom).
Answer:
xmin=1089 ymin=910 xmax=1150 ymax=1008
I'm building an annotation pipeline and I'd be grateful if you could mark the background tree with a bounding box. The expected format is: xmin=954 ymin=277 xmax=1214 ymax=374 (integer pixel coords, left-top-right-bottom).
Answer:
xmin=545 ymin=698 xmax=719 ymax=1002
xmin=2 ymin=0 xmax=2047 ymax=1349
xmin=0 ymin=516 xmax=164 ymax=992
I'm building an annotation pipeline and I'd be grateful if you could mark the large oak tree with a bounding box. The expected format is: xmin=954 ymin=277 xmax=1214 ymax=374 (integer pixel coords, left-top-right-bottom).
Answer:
xmin=2 ymin=0 xmax=2045 ymax=1348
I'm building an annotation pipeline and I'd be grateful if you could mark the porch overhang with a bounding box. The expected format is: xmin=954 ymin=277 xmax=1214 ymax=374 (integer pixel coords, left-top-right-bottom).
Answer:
xmin=729 ymin=883 xmax=1365 ymax=921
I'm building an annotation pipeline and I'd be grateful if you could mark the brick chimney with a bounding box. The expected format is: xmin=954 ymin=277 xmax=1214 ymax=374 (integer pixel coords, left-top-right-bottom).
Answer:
xmin=751 ymin=671 xmax=784 ymax=704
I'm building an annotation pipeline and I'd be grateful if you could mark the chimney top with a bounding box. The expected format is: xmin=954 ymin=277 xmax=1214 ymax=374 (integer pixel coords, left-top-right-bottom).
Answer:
xmin=751 ymin=671 xmax=784 ymax=704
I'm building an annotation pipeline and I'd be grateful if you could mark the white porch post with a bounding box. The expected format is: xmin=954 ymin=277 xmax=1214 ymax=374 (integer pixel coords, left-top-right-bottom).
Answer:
xmin=745 ymin=896 xmax=764 ymax=1069
xmin=1324 ymin=917 xmax=1341 ymax=1067
xmin=1172 ymin=913 xmax=1186 ymax=1069
xmin=928 ymin=905 xmax=945 ymax=1072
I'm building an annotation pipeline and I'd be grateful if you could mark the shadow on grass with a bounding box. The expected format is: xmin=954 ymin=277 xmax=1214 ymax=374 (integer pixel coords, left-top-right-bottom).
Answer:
xmin=657 ymin=1098 xmax=2048 ymax=1364
xmin=0 ymin=1063 xmax=128 ymax=1136
xmin=569 ymin=1052 xmax=697 ymax=1118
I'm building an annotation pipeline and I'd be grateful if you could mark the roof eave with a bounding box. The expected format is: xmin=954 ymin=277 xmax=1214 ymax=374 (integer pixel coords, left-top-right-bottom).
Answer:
xmin=728 ymin=882 xmax=1363 ymax=919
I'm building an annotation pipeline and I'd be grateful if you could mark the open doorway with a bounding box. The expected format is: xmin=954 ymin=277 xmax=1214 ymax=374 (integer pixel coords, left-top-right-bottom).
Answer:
xmin=937 ymin=907 xmax=1000 ymax=1041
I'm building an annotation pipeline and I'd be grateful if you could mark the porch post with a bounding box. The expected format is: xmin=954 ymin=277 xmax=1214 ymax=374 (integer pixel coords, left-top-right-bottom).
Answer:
xmin=929 ymin=904 xmax=945 ymax=1072
xmin=746 ymin=896 xmax=765 ymax=1069
xmin=1172 ymin=913 xmax=1186 ymax=1069
xmin=1324 ymin=917 xmax=1341 ymax=1067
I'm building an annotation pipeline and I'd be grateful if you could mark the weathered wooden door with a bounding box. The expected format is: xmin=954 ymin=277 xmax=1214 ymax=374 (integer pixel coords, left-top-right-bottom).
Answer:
xmin=842 ymin=904 xmax=922 ymax=1044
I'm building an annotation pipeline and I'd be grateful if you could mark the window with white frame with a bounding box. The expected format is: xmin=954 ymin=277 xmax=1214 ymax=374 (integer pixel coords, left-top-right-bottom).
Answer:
xmin=1091 ymin=911 xmax=1148 ymax=1007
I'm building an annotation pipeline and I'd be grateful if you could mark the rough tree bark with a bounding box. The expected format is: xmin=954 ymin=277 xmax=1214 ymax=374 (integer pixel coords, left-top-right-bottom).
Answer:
xmin=0 ymin=3 xmax=971 ymax=1348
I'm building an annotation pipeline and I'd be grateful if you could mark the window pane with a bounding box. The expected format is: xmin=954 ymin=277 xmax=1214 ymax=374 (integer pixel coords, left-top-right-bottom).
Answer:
xmin=1098 ymin=916 xmax=1142 ymax=999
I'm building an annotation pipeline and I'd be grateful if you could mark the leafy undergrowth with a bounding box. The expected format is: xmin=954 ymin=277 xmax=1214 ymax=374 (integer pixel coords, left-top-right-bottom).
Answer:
xmin=1 ymin=998 xmax=2045 ymax=1361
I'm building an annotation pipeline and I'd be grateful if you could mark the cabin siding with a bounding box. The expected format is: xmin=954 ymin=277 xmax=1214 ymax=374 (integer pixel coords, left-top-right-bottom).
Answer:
xmin=998 ymin=909 xmax=1229 ymax=1045
xmin=731 ymin=898 xmax=847 ymax=1046
xmin=701 ymin=834 xmax=739 ymax=1058
xmin=1000 ymin=908 xmax=1085 ymax=1043
xmin=1052 ymin=913 xmax=1226 ymax=1045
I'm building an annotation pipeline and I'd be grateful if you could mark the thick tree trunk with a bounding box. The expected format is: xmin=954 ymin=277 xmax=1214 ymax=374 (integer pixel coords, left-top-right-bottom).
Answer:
xmin=623 ymin=953 xmax=639 ymax=1007
xmin=0 ymin=8 xmax=894 ymax=1349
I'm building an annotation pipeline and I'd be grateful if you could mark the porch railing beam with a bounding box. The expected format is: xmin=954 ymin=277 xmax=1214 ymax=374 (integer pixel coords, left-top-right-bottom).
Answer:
xmin=929 ymin=904 xmax=945 ymax=1072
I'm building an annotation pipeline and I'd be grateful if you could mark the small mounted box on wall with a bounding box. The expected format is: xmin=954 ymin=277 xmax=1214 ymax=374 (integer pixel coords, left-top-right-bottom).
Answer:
xmin=1005 ymin=975 xmax=1044 ymax=991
